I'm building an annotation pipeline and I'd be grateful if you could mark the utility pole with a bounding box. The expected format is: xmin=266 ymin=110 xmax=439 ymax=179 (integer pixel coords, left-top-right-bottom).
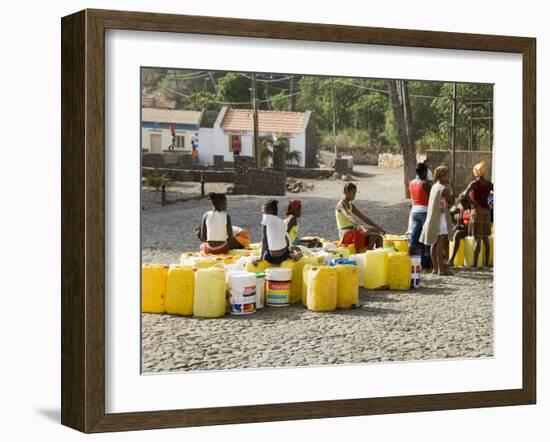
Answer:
xmin=331 ymin=77 xmax=338 ymax=158
xmin=251 ymin=73 xmax=261 ymax=168
xmin=450 ymin=83 xmax=457 ymax=189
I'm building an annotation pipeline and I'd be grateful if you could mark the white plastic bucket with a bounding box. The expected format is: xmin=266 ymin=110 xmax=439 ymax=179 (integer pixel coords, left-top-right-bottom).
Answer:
xmin=256 ymin=272 xmax=265 ymax=309
xmin=411 ymin=255 xmax=421 ymax=288
xmin=265 ymin=267 xmax=292 ymax=307
xmin=228 ymin=271 xmax=257 ymax=315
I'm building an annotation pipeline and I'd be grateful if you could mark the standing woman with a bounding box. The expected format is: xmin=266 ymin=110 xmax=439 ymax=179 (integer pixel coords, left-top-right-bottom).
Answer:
xmin=464 ymin=161 xmax=493 ymax=267
xmin=419 ymin=166 xmax=454 ymax=275
xmin=407 ymin=162 xmax=432 ymax=256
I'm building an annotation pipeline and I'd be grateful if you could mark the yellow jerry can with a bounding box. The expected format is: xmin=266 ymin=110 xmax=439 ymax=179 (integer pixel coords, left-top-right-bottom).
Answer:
xmin=464 ymin=236 xmax=487 ymax=267
xmin=307 ymin=266 xmax=337 ymax=312
xmin=302 ymin=263 xmax=313 ymax=306
xmin=281 ymin=259 xmax=305 ymax=304
xmin=350 ymin=253 xmax=366 ymax=287
xmin=449 ymin=238 xmax=465 ymax=267
xmin=364 ymin=248 xmax=390 ymax=289
xmin=165 ymin=265 xmax=194 ymax=316
xmin=193 ymin=267 xmax=226 ymax=318
xmin=392 ymin=238 xmax=409 ymax=254
xmin=245 ymin=258 xmax=278 ymax=273
xmin=387 ymin=252 xmax=411 ymax=291
xmin=335 ymin=264 xmax=359 ymax=308
xmin=142 ymin=264 xmax=168 ymax=313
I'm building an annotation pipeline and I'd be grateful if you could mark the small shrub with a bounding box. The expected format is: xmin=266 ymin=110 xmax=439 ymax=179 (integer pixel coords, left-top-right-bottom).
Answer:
xmin=144 ymin=170 xmax=171 ymax=191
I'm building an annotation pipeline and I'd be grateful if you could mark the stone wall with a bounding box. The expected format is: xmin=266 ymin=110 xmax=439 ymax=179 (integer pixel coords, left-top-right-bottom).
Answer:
xmin=378 ymin=152 xmax=426 ymax=169
xmin=142 ymin=152 xmax=193 ymax=169
xmin=335 ymin=147 xmax=379 ymax=165
xmin=233 ymin=169 xmax=286 ymax=196
xmin=334 ymin=156 xmax=354 ymax=175
xmin=425 ymin=150 xmax=493 ymax=192
xmin=142 ymin=167 xmax=234 ymax=183
xmin=286 ymin=167 xmax=333 ymax=179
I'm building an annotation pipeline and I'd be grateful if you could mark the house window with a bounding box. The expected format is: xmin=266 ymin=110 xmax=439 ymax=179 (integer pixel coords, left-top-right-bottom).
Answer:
xmin=175 ymin=135 xmax=185 ymax=149
xmin=229 ymin=135 xmax=242 ymax=153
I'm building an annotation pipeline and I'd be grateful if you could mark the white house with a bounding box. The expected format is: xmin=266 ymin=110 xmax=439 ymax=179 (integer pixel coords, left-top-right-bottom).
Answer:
xmin=141 ymin=106 xmax=318 ymax=168
xmin=141 ymin=107 xmax=202 ymax=153
xmin=198 ymin=106 xmax=316 ymax=168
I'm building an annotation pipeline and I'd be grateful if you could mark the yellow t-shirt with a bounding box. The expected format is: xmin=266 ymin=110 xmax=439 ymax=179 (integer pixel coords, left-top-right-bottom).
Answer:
xmin=335 ymin=201 xmax=354 ymax=231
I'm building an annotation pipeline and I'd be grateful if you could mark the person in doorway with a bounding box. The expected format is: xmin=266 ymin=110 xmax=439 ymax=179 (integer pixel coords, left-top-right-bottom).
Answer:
xmin=464 ymin=161 xmax=493 ymax=267
xmin=408 ymin=163 xmax=432 ymax=256
xmin=285 ymin=200 xmax=302 ymax=247
xmin=335 ymin=183 xmax=385 ymax=252
xmin=253 ymin=200 xmax=302 ymax=266
xmin=419 ymin=166 xmax=454 ymax=275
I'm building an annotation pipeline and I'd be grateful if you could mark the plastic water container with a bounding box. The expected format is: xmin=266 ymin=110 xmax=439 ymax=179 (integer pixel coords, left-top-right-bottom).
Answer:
xmin=142 ymin=264 xmax=168 ymax=313
xmin=330 ymin=257 xmax=357 ymax=266
xmin=335 ymin=264 xmax=359 ymax=309
xmin=193 ymin=267 xmax=226 ymax=318
xmin=281 ymin=259 xmax=305 ymax=304
xmin=302 ymin=264 xmax=313 ymax=306
xmin=228 ymin=271 xmax=256 ymax=315
xmin=307 ymin=266 xmax=337 ymax=312
xmin=449 ymin=238 xmax=465 ymax=266
xmin=364 ymin=249 xmax=391 ymax=289
xmin=245 ymin=258 xmax=275 ymax=273
xmin=265 ymin=267 xmax=292 ymax=307
xmin=187 ymin=257 xmax=220 ymax=269
xmin=227 ymin=249 xmax=254 ymax=257
xmin=382 ymin=236 xmax=395 ymax=248
xmin=165 ymin=265 xmax=194 ymax=316
xmin=350 ymin=253 xmax=366 ymax=287
xmin=488 ymin=235 xmax=494 ymax=266
xmin=464 ymin=236 xmax=487 ymax=267
xmin=179 ymin=252 xmax=198 ymax=265
xmin=410 ymin=255 xmax=421 ymax=288
xmin=392 ymin=238 xmax=409 ymax=254
xmin=302 ymin=255 xmax=324 ymax=265
xmin=316 ymin=251 xmax=333 ymax=266
xmin=256 ymin=272 xmax=265 ymax=309
xmin=387 ymin=252 xmax=411 ymax=290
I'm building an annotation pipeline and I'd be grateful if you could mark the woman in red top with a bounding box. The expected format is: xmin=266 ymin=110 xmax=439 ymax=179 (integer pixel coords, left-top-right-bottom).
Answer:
xmin=407 ymin=163 xmax=432 ymax=257
xmin=464 ymin=161 xmax=493 ymax=267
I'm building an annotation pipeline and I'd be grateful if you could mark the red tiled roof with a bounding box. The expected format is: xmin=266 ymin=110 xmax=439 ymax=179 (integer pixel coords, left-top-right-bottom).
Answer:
xmin=221 ymin=108 xmax=306 ymax=134
xmin=141 ymin=107 xmax=202 ymax=125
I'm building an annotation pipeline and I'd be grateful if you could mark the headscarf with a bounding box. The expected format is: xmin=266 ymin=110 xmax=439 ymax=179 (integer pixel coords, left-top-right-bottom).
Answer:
xmin=433 ymin=166 xmax=449 ymax=180
xmin=473 ymin=161 xmax=488 ymax=177
xmin=288 ymin=200 xmax=302 ymax=212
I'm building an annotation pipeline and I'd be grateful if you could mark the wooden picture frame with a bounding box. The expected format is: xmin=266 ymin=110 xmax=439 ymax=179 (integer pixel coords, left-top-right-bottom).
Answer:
xmin=61 ymin=9 xmax=536 ymax=433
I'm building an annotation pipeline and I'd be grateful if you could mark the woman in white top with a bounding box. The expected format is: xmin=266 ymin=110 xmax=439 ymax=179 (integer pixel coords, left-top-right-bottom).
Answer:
xmin=419 ymin=166 xmax=453 ymax=275
xmin=253 ymin=200 xmax=302 ymax=266
xmin=198 ymin=193 xmax=249 ymax=254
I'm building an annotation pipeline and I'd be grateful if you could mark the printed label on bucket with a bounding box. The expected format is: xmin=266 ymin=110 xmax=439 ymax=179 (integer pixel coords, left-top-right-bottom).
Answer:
xmin=266 ymin=293 xmax=289 ymax=306
xmin=230 ymin=302 xmax=256 ymax=314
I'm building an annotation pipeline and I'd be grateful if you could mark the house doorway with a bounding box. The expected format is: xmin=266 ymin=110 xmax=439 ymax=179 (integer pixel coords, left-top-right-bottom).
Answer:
xmin=150 ymin=133 xmax=162 ymax=153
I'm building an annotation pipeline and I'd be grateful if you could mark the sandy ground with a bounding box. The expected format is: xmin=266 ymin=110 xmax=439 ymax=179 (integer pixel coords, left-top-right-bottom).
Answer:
xmin=141 ymin=165 xmax=493 ymax=372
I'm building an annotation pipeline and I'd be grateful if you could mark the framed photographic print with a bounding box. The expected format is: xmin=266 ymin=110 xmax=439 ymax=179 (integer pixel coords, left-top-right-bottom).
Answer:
xmin=61 ymin=9 xmax=536 ymax=433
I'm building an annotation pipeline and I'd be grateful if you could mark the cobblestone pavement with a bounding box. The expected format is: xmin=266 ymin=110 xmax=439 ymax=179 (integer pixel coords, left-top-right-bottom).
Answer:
xmin=142 ymin=268 xmax=493 ymax=372
xmin=141 ymin=165 xmax=493 ymax=372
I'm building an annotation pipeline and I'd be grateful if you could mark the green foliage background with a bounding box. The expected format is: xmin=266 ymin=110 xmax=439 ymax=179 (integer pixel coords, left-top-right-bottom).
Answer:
xmin=141 ymin=69 xmax=493 ymax=153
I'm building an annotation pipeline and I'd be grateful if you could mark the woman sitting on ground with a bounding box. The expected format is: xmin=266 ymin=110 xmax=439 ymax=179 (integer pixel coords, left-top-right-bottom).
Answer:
xmin=335 ymin=182 xmax=385 ymax=252
xmin=419 ymin=166 xmax=454 ymax=275
xmin=253 ymin=199 xmax=302 ymax=266
xmin=284 ymin=200 xmax=302 ymax=247
xmin=464 ymin=161 xmax=493 ymax=267
xmin=198 ymin=193 xmax=249 ymax=254
xmin=448 ymin=193 xmax=472 ymax=265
